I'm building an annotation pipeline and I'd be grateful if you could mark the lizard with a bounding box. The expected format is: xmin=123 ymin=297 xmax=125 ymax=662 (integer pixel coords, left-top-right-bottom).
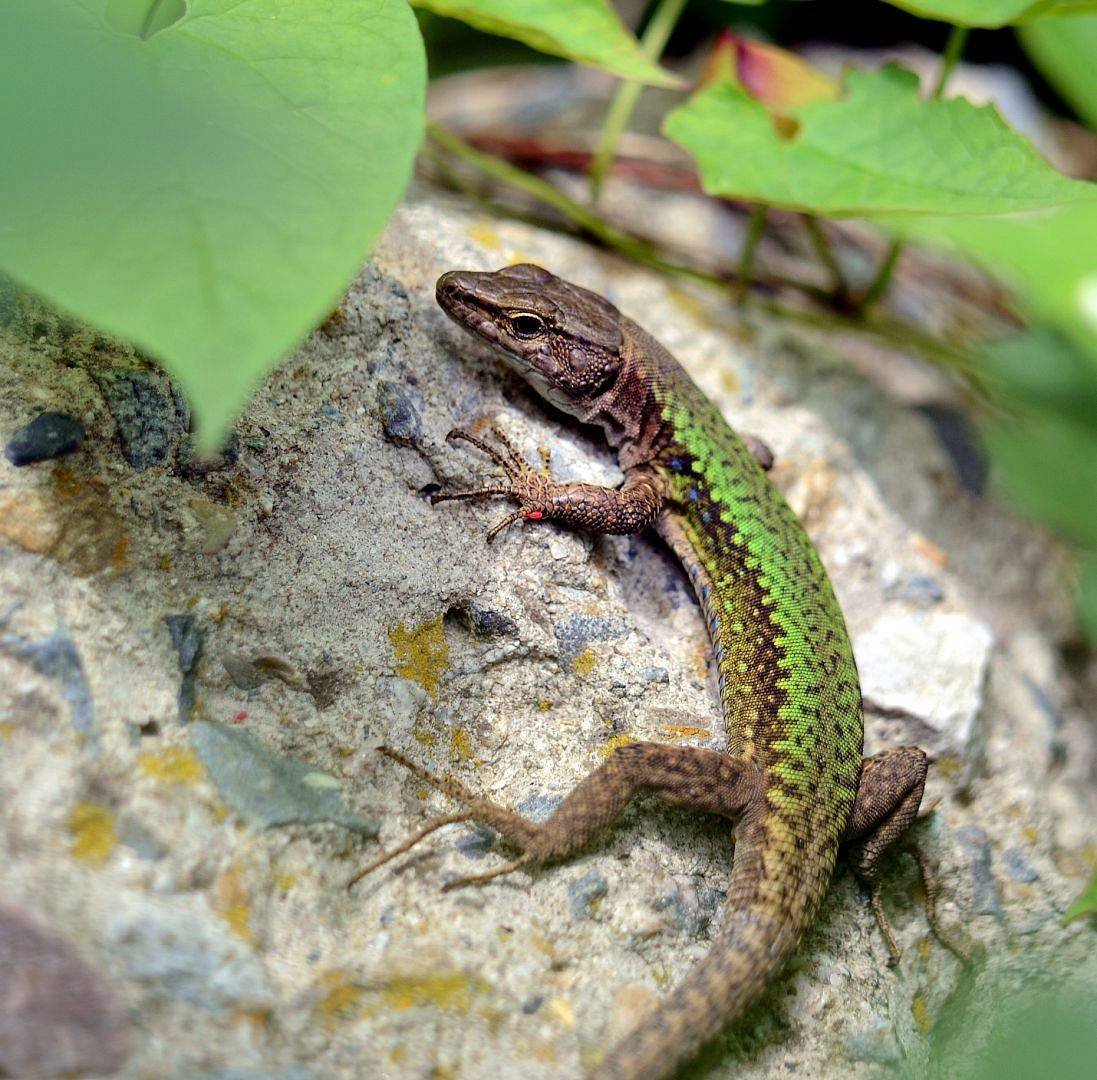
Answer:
xmin=352 ymin=263 xmax=962 ymax=1078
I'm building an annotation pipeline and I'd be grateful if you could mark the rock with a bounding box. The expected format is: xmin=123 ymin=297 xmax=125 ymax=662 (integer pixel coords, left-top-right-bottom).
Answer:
xmin=95 ymin=368 xmax=190 ymax=469
xmin=166 ymin=613 xmax=204 ymax=723
xmin=107 ymin=894 xmax=272 ymax=1010
xmin=567 ymin=867 xmax=608 ymax=919
xmin=0 ymin=902 xmax=129 ymax=1077
xmin=377 ymin=379 xmax=423 ymax=444
xmin=0 ymin=489 xmax=62 ymax=553
xmin=956 ymin=825 xmax=1003 ymax=918
xmin=553 ymin=614 xmax=629 ymax=664
xmin=855 ymin=612 xmax=993 ymax=756
xmin=190 ymin=720 xmax=378 ymax=834
xmin=1002 ymin=847 xmax=1039 ymax=884
xmin=0 ymin=626 xmax=94 ymax=737
xmin=222 ymin=652 xmax=306 ymax=692
xmin=4 ymin=411 xmax=84 ymax=465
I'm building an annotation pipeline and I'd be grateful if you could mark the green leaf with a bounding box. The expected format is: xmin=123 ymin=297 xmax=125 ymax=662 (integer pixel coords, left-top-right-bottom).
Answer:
xmin=1063 ymin=869 xmax=1097 ymax=922
xmin=883 ymin=200 xmax=1097 ymax=362
xmin=1079 ymin=556 xmax=1097 ymax=640
xmin=663 ymin=65 xmax=1091 ymax=217
xmin=1020 ymin=13 xmax=1097 ymax=128
xmin=883 ymin=1 xmax=1097 ymax=28
xmin=0 ymin=1 xmax=425 ymax=449
xmin=411 ymin=1 xmax=679 ymax=87
xmin=980 ymin=331 xmax=1097 ymax=550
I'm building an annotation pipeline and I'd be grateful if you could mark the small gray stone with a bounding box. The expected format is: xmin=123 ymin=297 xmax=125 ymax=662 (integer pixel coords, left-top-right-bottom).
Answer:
xmin=455 ymin=823 xmax=495 ymax=859
xmin=1002 ymin=847 xmax=1039 ymax=883
xmin=517 ymin=793 xmax=563 ymax=823
xmin=956 ymin=825 xmax=1002 ymax=917
xmin=108 ymin=895 xmax=272 ymax=1010
xmin=117 ymin=816 xmax=169 ymax=860
xmin=640 ymin=666 xmax=669 ymax=684
xmin=521 ymin=994 xmax=545 ymax=1014
xmin=96 ymin=368 xmax=190 ymax=469
xmin=554 ymin=615 xmax=628 ymax=663
xmin=894 ymin=574 xmax=945 ymax=606
xmin=0 ymin=903 xmax=130 ymax=1077
xmin=377 ymin=379 xmax=423 ymax=444
xmin=0 ymin=626 xmax=94 ymax=737
xmin=568 ymin=867 xmax=608 ymax=919
xmin=5 ymin=411 xmax=84 ymax=465
xmin=465 ymin=601 xmax=518 ymax=639
xmin=190 ymin=720 xmax=378 ymax=834
xmin=166 ymin=613 xmax=203 ymax=723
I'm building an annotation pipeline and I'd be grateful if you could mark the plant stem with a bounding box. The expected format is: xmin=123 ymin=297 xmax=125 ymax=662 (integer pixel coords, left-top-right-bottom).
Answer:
xmin=427 ymin=123 xmax=722 ymax=288
xmin=588 ymin=0 xmax=688 ymax=202
xmin=932 ymin=25 xmax=970 ymax=100
xmin=735 ymin=205 xmax=767 ymax=301
xmin=857 ymin=23 xmax=970 ymax=311
xmin=802 ymin=214 xmax=848 ymax=302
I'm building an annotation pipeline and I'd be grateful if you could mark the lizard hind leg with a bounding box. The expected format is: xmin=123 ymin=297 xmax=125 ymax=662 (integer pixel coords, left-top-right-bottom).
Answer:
xmin=844 ymin=746 xmax=967 ymax=964
xmin=350 ymin=742 xmax=763 ymax=892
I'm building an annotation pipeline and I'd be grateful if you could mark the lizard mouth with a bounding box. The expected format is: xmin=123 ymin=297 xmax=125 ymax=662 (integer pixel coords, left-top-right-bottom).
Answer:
xmin=436 ymin=271 xmax=537 ymax=372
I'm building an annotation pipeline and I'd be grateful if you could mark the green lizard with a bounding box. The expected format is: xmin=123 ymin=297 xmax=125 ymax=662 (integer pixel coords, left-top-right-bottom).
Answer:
xmin=354 ymin=264 xmax=961 ymax=1078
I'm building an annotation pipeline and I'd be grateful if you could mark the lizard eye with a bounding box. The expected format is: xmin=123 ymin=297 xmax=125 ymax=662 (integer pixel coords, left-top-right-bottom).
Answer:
xmin=510 ymin=312 xmax=545 ymax=339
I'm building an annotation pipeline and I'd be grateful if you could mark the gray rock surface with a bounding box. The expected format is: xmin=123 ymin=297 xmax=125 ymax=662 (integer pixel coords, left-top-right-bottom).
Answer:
xmin=0 ymin=191 xmax=1094 ymax=1078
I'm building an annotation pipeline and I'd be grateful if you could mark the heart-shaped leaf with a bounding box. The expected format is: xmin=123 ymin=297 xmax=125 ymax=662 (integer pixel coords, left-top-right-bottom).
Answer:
xmin=0 ymin=1 xmax=426 ymax=448
xmin=664 ymin=64 xmax=1093 ymax=217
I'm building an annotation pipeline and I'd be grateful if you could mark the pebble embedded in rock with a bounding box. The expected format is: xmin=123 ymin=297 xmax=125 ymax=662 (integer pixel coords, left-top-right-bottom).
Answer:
xmin=377 ymin=379 xmax=423 ymax=444
xmin=956 ymin=825 xmax=1003 ymax=917
xmin=0 ymin=626 xmax=94 ymax=736
xmin=190 ymin=720 xmax=378 ymax=834
xmin=95 ymin=368 xmax=190 ymax=469
xmin=4 ymin=411 xmax=84 ymax=466
xmin=554 ymin=615 xmax=629 ymax=664
xmin=568 ymin=867 xmax=608 ymax=919
xmin=0 ymin=902 xmax=129 ymax=1077
xmin=165 ymin=613 xmax=203 ymax=723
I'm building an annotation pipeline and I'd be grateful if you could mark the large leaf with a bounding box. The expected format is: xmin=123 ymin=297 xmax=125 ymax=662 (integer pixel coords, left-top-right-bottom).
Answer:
xmin=884 ymin=1 xmax=1097 ymax=27
xmin=411 ymin=1 xmax=679 ymax=87
xmin=663 ymin=65 xmax=1091 ymax=217
xmin=1020 ymin=13 xmax=1097 ymax=128
xmin=0 ymin=1 xmax=425 ymax=448
xmin=980 ymin=331 xmax=1097 ymax=550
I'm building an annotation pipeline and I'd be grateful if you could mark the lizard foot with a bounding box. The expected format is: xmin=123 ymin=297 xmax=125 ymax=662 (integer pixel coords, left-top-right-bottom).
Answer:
xmin=347 ymin=746 xmax=541 ymax=891
xmin=430 ymin=424 xmax=558 ymax=541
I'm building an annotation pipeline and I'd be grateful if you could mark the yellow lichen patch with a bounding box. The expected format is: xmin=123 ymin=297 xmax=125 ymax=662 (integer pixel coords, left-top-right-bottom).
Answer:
xmin=276 ymin=872 xmax=296 ymax=894
xmin=413 ymin=715 xmax=438 ymax=747
xmin=935 ymin=755 xmax=962 ymax=781
xmin=390 ymin=616 xmax=450 ymax=698
xmin=537 ymin=699 xmax=553 ymax=712
xmin=215 ymin=867 xmax=252 ymax=942
xmin=68 ymin=802 xmax=116 ymax=865
xmin=571 ymin=648 xmax=598 ymax=677
xmin=138 ymin=746 xmax=205 ymax=785
xmin=466 ymin=220 xmax=502 ymax=250
xmin=315 ymin=970 xmax=365 ymax=1021
xmin=547 ymin=996 xmax=575 ymax=1028
xmin=599 ymin=733 xmax=635 ymax=758
xmin=911 ymin=994 xmax=933 ymax=1033
xmin=657 ymin=723 xmax=710 ymax=740
xmin=0 ymin=721 xmax=14 ymax=739
xmin=379 ymin=971 xmax=488 ymax=1014
xmin=449 ymin=727 xmax=473 ymax=761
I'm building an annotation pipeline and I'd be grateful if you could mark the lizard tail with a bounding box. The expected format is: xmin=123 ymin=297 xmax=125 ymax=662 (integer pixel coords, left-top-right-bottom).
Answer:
xmin=594 ymin=831 xmax=818 ymax=1080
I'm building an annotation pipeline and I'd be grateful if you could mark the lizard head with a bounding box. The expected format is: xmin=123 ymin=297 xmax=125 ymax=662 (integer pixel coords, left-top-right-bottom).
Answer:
xmin=436 ymin=264 xmax=624 ymax=418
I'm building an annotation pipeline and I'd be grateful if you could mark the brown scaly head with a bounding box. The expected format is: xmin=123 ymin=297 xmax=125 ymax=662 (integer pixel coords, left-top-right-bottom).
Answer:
xmin=436 ymin=264 xmax=626 ymax=422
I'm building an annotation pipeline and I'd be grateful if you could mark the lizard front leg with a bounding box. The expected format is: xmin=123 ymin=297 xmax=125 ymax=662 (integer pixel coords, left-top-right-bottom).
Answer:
xmin=349 ymin=742 xmax=764 ymax=892
xmin=431 ymin=424 xmax=665 ymax=540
